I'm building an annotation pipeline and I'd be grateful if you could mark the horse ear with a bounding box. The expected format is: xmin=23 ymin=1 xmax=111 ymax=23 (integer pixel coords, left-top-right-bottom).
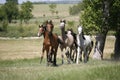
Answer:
xmin=47 ymin=20 xmax=52 ymax=23
xmin=60 ymin=19 xmax=62 ymax=23
xmin=39 ymin=25 xmax=41 ymax=28
xmin=64 ymin=20 xmax=66 ymax=24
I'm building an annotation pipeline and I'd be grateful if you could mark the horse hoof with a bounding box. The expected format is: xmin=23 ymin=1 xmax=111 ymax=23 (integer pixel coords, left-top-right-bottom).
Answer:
xmin=84 ymin=61 xmax=87 ymax=63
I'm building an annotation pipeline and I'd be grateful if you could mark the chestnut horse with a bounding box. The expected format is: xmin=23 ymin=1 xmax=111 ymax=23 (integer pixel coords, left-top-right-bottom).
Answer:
xmin=38 ymin=24 xmax=59 ymax=66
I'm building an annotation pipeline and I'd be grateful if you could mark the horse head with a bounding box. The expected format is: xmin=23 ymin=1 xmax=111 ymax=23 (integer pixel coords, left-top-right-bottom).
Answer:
xmin=45 ymin=20 xmax=54 ymax=33
xmin=38 ymin=25 xmax=45 ymax=37
xmin=67 ymin=28 xmax=73 ymax=35
xmin=77 ymin=25 xmax=83 ymax=35
xmin=59 ymin=19 xmax=66 ymax=29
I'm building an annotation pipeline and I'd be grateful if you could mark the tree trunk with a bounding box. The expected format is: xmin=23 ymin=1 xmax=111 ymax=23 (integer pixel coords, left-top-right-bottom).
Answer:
xmin=93 ymin=0 xmax=109 ymax=60
xmin=114 ymin=32 xmax=120 ymax=60
xmin=93 ymin=33 xmax=107 ymax=60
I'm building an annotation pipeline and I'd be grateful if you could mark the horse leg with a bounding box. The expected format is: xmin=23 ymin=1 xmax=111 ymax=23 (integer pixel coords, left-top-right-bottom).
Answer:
xmin=50 ymin=47 xmax=54 ymax=63
xmin=46 ymin=49 xmax=51 ymax=66
xmin=74 ymin=49 xmax=77 ymax=62
xmin=70 ymin=47 xmax=74 ymax=62
xmin=87 ymin=47 xmax=91 ymax=61
xmin=40 ymin=47 xmax=45 ymax=64
xmin=65 ymin=47 xmax=71 ymax=64
xmin=72 ymin=48 xmax=76 ymax=62
xmin=87 ymin=43 xmax=93 ymax=61
xmin=60 ymin=47 xmax=64 ymax=64
xmin=83 ymin=48 xmax=87 ymax=63
xmin=53 ymin=48 xmax=57 ymax=66
xmin=79 ymin=50 xmax=82 ymax=62
xmin=76 ymin=47 xmax=80 ymax=64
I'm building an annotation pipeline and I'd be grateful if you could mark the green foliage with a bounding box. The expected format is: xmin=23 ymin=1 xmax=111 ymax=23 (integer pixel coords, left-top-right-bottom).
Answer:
xmin=0 ymin=20 xmax=8 ymax=32
xmin=80 ymin=0 xmax=120 ymax=35
xmin=109 ymin=0 xmax=120 ymax=33
xmin=0 ymin=24 xmax=38 ymax=38
xmin=0 ymin=7 xmax=7 ymax=21
xmin=69 ymin=2 xmax=83 ymax=15
xmin=6 ymin=0 xmax=18 ymax=4
xmin=80 ymin=0 xmax=104 ymax=35
xmin=19 ymin=1 xmax=33 ymax=23
xmin=67 ymin=21 xmax=75 ymax=29
xmin=2 ymin=1 xmax=19 ymax=23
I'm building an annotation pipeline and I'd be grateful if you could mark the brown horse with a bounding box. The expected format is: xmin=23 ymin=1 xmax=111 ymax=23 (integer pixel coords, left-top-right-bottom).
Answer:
xmin=38 ymin=24 xmax=59 ymax=66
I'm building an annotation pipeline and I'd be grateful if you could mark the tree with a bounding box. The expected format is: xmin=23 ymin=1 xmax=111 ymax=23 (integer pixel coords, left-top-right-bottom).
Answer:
xmin=49 ymin=4 xmax=57 ymax=15
xmin=1 ymin=1 xmax=19 ymax=23
xmin=80 ymin=0 xmax=109 ymax=59
xmin=109 ymin=0 xmax=120 ymax=59
xmin=6 ymin=0 xmax=18 ymax=4
xmin=19 ymin=1 xmax=33 ymax=23
xmin=0 ymin=7 xmax=7 ymax=21
xmin=0 ymin=7 xmax=8 ymax=32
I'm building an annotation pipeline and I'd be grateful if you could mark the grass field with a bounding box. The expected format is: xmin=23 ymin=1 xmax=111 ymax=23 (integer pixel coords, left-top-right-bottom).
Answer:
xmin=32 ymin=4 xmax=73 ymax=17
xmin=0 ymin=36 xmax=119 ymax=80
xmin=0 ymin=4 xmax=119 ymax=80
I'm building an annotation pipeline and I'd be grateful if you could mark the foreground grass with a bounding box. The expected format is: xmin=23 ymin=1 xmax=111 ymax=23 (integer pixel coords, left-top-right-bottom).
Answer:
xmin=0 ymin=58 xmax=120 ymax=80
xmin=0 ymin=38 xmax=116 ymax=80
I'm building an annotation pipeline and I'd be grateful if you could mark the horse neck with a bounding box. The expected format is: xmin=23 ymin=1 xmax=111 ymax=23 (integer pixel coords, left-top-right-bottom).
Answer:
xmin=43 ymin=31 xmax=49 ymax=39
xmin=79 ymin=33 xmax=84 ymax=42
xmin=60 ymin=27 xmax=66 ymax=39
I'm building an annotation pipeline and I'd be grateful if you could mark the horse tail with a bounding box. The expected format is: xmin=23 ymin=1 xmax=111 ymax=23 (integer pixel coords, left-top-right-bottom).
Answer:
xmin=57 ymin=37 xmax=63 ymax=44
xmin=88 ymin=40 xmax=94 ymax=55
xmin=91 ymin=41 xmax=94 ymax=48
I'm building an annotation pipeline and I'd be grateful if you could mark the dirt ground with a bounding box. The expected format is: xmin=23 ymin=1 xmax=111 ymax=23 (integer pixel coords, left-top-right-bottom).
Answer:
xmin=0 ymin=36 xmax=115 ymax=60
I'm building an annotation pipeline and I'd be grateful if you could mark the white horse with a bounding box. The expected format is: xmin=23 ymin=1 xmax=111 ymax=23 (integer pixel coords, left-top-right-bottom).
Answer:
xmin=76 ymin=26 xmax=93 ymax=64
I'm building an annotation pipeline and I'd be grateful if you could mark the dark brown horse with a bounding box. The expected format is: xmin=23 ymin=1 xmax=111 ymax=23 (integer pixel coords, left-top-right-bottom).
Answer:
xmin=38 ymin=23 xmax=59 ymax=66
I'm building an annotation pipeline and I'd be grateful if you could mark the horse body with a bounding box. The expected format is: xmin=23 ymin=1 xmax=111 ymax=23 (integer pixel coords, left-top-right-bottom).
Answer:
xmin=59 ymin=19 xmax=75 ymax=64
xmin=38 ymin=24 xmax=59 ymax=66
xmin=76 ymin=26 xmax=93 ymax=64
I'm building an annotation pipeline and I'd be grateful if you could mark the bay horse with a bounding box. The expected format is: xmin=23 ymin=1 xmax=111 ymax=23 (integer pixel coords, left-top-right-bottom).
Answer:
xmin=38 ymin=23 xmax=59 ymax=66
xmin=76 ymin=26 xmax=93 ymax=64
xmin=58 ymin=19 xmax=75 ymax=64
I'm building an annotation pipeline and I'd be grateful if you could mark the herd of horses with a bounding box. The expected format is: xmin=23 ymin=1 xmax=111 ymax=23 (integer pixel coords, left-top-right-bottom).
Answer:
xmin=37 ymin=19 xmax=93 ymax=66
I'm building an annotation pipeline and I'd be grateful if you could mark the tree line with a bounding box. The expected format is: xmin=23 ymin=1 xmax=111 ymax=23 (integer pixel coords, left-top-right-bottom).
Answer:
xmin=0 ymin=0 xmax=33 ymax=31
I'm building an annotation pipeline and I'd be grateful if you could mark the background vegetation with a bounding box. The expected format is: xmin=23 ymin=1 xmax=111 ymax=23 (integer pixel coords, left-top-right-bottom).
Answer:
xmin=0 ymin=0 xmax=120 ymax=80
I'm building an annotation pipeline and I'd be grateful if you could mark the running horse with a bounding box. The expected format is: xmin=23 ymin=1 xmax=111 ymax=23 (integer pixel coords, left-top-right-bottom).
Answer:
xmin=76 ymin=26 xmax=93 ymax=64
xmin=38 ymin=21 xmax=59 ymax=66
xmin=58 ymin=19 xmax=75 ymax=64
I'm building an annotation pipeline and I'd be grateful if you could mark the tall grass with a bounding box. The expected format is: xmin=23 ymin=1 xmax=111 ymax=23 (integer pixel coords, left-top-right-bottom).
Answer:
xmin=0 ymin=58 xmax=120 ymax=80
xmin=0 ymin=24 xmax=38 ymax=38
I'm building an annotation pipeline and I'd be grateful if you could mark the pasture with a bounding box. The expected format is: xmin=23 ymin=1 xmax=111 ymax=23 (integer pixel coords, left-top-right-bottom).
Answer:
xmin=0 ymin=36 xmax=120 ymax=80
xmin=0 ymin=4 xmax=119 ymax=80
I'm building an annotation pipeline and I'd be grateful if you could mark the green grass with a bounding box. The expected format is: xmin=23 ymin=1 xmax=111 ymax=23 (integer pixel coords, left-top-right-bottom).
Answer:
xmin=0 ymin=36 xmax=116 ymax=80
xmin=0 ymin=24 xmax=39 ymax=37
xmin=0 ymin=58 xmax=120 ymax=80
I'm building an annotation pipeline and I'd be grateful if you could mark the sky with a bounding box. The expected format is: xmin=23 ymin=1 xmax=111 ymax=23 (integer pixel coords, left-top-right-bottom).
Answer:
xmin=0 ymin=0 xmax=81 ymax=4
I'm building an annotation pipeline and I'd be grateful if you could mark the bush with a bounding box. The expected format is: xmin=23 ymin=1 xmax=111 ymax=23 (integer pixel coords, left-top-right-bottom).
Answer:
xmin=0 ymin=20 xmax=8 ymax=32
xmin=0 ymin=24 xmax=38 ymax=38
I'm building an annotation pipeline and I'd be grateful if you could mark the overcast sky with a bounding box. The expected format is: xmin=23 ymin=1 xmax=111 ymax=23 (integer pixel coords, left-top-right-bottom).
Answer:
xmin=0 ymin=0 xmax=81 ymax=4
